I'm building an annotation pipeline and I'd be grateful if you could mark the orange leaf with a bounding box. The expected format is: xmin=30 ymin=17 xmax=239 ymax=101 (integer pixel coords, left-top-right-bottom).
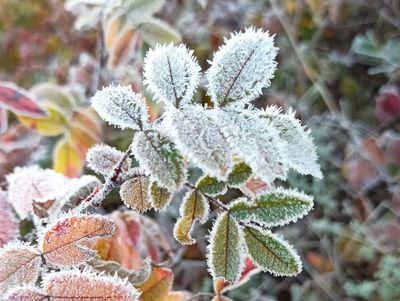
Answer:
xmin=165 ymin=291 xmax=192 ymax=301
xmin=0 ymin=242 xmax=41 ymax=295
xmin=71 ymin=108 xmax=102 ymax=138
xmin=307 ymin=251 xmax=334 ymax=274
xmin=67 ymin=126 xmax=98 ymax=160
xmin=137 ymin=267 xmax=173 ymax=301
xmin=40 ymin=214 xmax=115 ymax=267
xmin=110 ymin=27 xmax=136 ymax=67
xmin=53 ymin=139 xmax=82 ymax=178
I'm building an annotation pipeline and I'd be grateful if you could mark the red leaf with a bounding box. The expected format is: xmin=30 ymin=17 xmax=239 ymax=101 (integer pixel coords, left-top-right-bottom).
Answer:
xmin=0 ymin=83 xmax=47 ymax=118
xmin=375 ymin=90 xmax=400 ymax=123
xmin=0 ymin=108 xmax=7 ymax=134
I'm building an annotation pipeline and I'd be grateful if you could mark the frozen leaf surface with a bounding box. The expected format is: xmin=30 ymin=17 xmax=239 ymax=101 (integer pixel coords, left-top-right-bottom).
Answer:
xmin=137 ymin=267 xmax=173 ymax=301
xmin=120 ymin=176 xmax=152 ymax=213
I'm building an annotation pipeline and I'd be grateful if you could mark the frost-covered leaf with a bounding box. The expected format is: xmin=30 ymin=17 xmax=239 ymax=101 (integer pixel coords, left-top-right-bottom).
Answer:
xmin=238 ymin=176 xmax=269 ymax=197
xmin=207 ymin=27 xmax=278 ymax=107
xmin=227 ymin=162 xmax=252 ymax=187
xmin=91 ymin=84 xmax=149 ymax=130
xmin=143 ymin=44 xmax=200 ymax=107
xmin=173 ymin=189 xmax=209 ymax=245
xmin=0 ymin=192 xmax=18 ymax=247
xmin=138 ymin=19 xmax=181 ymax=47
xmin=87 ymin=143 xmax=131 ymax=176
xmin=43 ymin=269 xmax=140 ymax=300
xmin=0 ymin=242 xmax=41 ymax=295
xmin=89 ymin=257 xmax=151 ymax=285
xmin=207 ymin=213 xmax=245 ymax=283
xmin=120 ymin=176 xmax=152 ymax=213
xmin=166 ymin=106 xmax=233 ymax=178
xmin=4 ymin=286 xmax=43 ymax=301
xmin=196 ymin=175 xmax=227 ymax=196
xmin=0 ymin=83 xmax=47 ymax=117
xmin=261 ymin=107 xmax=322 ymax=178
xmin=229 ymin=188 xmax=314 ymax=227
xmin=40 ymin=214 xmax=115 ymax=267
xmin=137 ymin=267 xmax=173 ymax=301
xmin=0 ymin=107 xmax=8 ymax=134
xmin=132 ymin=130 xmax=186 ymax=190
xmin=217 ymin=109 xmax=287 ymax=184
xmin=6 ymin=166 xmax=68 ymax=219
xmin=243 ymin=226 xmax=301 ymax=276
xmin=149 ymin=181 xmax=172 ymax=210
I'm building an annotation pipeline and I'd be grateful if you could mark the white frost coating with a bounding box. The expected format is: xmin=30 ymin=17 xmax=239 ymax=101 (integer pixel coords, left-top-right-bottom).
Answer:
xmin=42 ymin=268 xmax=140 ymax=300
xmin=91 ymin=84 xmax=149 ymax=130
xmin=216 ymin=109 xmax=288 ymax=184
xmin=143 ymin=44 xmax=201 ymax=107
xmin=132 ymin=130 xmax=186 ymax=190
xmin=164 ymin=106 xmax=233 ymax=179
xmin=261 ymin=106 xmax=323 ymax=179
xmin=6 ymin=166 xmax=68 ymax=219
xmin=207 ymin=27 xmax=278 ymax=107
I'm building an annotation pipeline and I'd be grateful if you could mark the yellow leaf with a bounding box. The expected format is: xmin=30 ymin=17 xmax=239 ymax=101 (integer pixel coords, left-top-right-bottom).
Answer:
xmin=18 ymin=106 xmax=67 ymax=136
xmin=165 ymin=291 xmax=191 ymax=301
xmin=137 ymin=267 xmax=173 ymax=301
xmin=53 ymin=139 xmax=82 ymax=178
xmin=67 ymin=126 xmax=99 ymax=160
xmin=71 ymin=108 xmax=102 ymax=138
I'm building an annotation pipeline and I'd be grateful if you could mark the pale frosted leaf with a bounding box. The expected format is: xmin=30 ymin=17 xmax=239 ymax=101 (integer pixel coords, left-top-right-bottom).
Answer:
xmin=137 ymin=267 xmax=173 ymax=301
xmin=207 ymin=27 xmax=278 ymax=107
xmin=40 ymin=214 xmax=115 ymax=267
xmin=43 ymin=269 xmax=140 ymax=300
xmin=91 ymin=84 xmax=148 ymax=130
xmin=166 ymin=106 xmax=233 ymax=178
xmin=261 ymin=107 xmax=322 ymax=178
xmin=86 ymin=143 xmax=131 ymax=176
xmin=138 ymin=19 xmax=181 ymax=47
xmin=149 ymin=181 xmax=172 ymax=210
xmin=0 ymin=208 xmax=18 ymax=248
xmin=4 ymin=286 xmax=44 ymax=301
xmin=173 ymin=189 xmax=209 ymax=245
xmin=217 ymin=109 xmax=287 ymax=184
xmin=227 ymin=162 xmax=252 ymax=187
xmin=120 ymin=176 xmax=152 ymax=213
xmin=243 ymin=226 xmax=301 ymax=276
xmin=0 ymin=242 xmax=41 ymax=295
xmin=124 ymin=0 xmax=165 ymax=21
xmin=132 ymin=130 xmax=186 ymax=190
xmin=143 ymin=44 xmax=200 ymax=107
xmin=229 ymin=188 xmax=314 ymax=227
xmin=196 ymin=175 xmax=227 ymax=196
xmin=207 ymin=213 xmax=245 ymax=283
xmin=6 ymin=166 xmax=68 ymax=219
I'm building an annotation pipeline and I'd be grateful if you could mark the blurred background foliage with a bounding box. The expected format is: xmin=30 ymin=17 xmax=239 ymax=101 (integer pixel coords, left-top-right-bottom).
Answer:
xmin=0 ymin=0 xmax=399 ymax=300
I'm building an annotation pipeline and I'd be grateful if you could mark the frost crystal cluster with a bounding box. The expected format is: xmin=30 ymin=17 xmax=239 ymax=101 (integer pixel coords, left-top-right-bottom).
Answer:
xmin=89 ymin=27 xmax=321 ymax=284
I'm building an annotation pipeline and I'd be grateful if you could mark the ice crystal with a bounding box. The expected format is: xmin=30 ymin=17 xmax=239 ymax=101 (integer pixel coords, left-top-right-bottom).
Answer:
xmin=91 ymin=84 xmax=149 ymax=130
xmin=143 ymin=44 xmax=201 ymax=108
xmin=207 ymin=27 xmax=278 ymax=107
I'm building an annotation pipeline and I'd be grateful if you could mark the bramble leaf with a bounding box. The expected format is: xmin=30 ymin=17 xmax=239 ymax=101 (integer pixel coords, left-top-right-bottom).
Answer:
xmin=207 ymin=213 xmax=245 ymax=283
xmin=0 ymin=193 xmax=18 ymax=247
xmin=227 ymin=162 xmax=252 ymax=187
xmin=261 ymin=107 xmax=322 ymax=178
xmin=149 ymin=181 xmax=172 ymax=210
xmin=4 ymin=286 xmax=43 ymax=301
xmin=86 ymin=143 xmax=131 ymax=176
xmin=173 ymin=189 xmax=209 ymax=245
xmin=196 ymin=175 xmax=227 ymax=196
xmin=143 ymin=44 xmax=199 ymax=107
xmin=166 ymin=106 xmax=233 ymax=178
xmin=207 ymin=27 xmax=278 ymax=107
xmin=217 ymin=109 xmax=287 ymax=184
xmin=120 ymin=176 xmax=152 ymax=213
xmin=0 ymin=242 xmax=41 ymax=295
xmin=91 ymin=84 xmax=149 ymax=130
xmin=243 ymin=226 xmax=301 ymax=276
xmin=43 ymin=269 xmax=140 ymax=300
xmin=137 ymin=267 xmax=174 ymax=301
xmin=40 ymin=214 xmax=115 ymax=267
xmin=229 ymin=188 xmax=314 ymax=227
xmin=132 ymin=130 xmax=186 ymax=190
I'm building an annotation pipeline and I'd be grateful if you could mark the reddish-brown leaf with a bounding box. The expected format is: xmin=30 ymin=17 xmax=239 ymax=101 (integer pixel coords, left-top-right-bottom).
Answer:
xmin=137 ymin=267 xmax=174 ymax=301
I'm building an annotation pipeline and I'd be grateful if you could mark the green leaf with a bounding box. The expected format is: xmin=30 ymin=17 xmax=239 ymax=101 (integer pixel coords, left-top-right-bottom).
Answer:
xmin=132 ymin=130 xmax=186 ymax=190
xmin=243 ymin=226 xmax=301 ymax=276
xmin=196 ymin=175 xmax=227 ymax=196
xmin=124 ymin=0 xmax=165 ymax=21
xmin=227 ymin=162 xmax=252 ymax=187
xmin=149 ymin=181 xmax=172 ymax=210
xmin=229 ymin=188 xmax=313 ymax=227
xmin=173 ymin=189 xmax=209 ymax=245
xmin=138 ymin=18 xmax=181 ymax=47
xmin=207 ymin=213 xmax=245 ymax=283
